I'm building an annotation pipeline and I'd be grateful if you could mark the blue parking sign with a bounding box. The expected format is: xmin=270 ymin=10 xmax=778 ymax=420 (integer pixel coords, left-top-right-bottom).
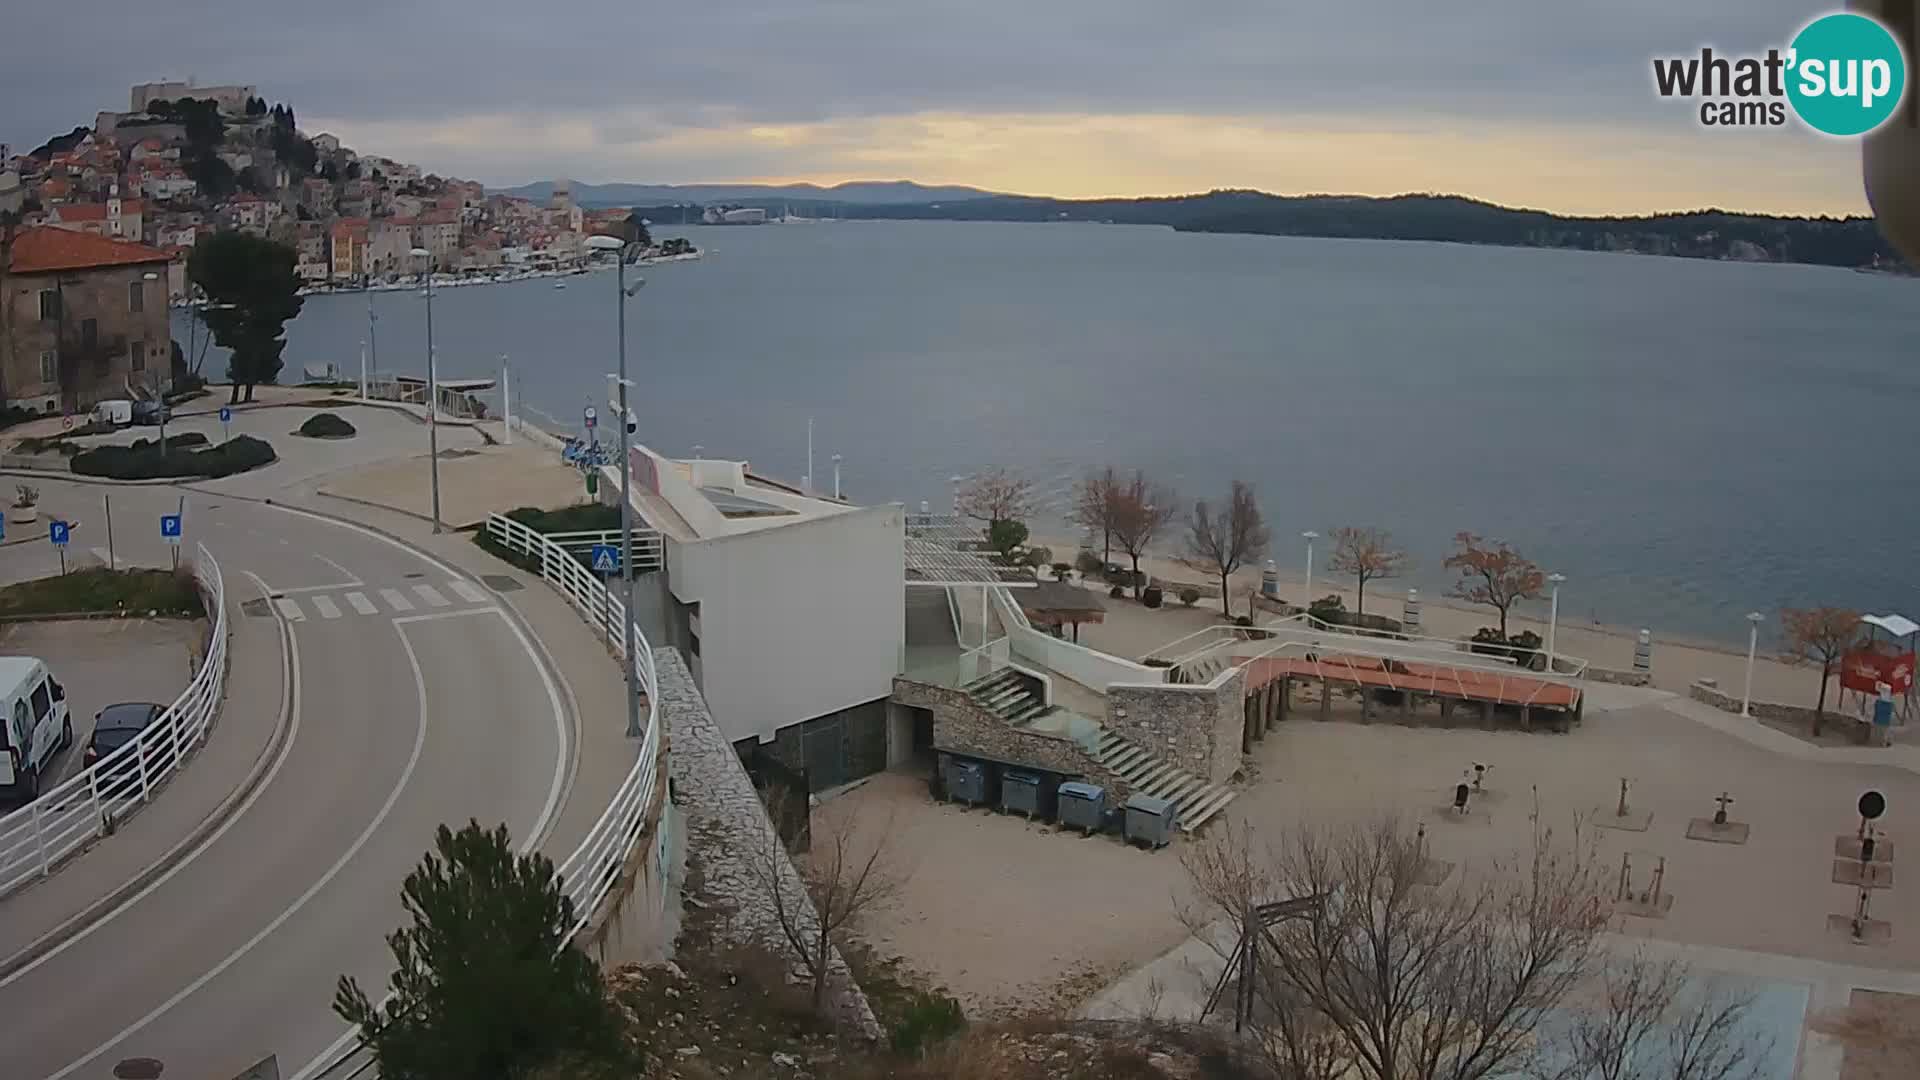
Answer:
xmin=590 ymin=544 xmax=619 ymax=573
xmin=219 ymin=406 xmax=232 ymax=423
xmin=161 ymin=514 xmax=183 ymax=543
xmin=48 ymin=520 xmax=69 ymax=546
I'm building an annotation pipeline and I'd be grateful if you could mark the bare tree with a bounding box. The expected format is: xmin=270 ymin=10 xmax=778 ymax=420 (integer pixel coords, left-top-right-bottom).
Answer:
xmin=1779 ymin=606 xmax=1861 ymax=736
xmin=1326 ymin=526 xmax=1408 ymax=619
xmin=1548 ymin=951 xmax=1767 ymax=1080
xmin=955 ymin=467 xmax=1034 ymax=529
xmin=1072 ymin=465 xmax=1122 ymax=564
xmin=1184 ymin=481 xmax=1271 ymax=618
xmin=1444 ymin=532 xmax=1546 ymax=638
xmin=747 ymin=796 xmax=903 ymax=1012
xmin=1109 ymin=470 xmax=1177 ymax=600
xmin=1180 ymin=815 xmax=1615 ymax=1080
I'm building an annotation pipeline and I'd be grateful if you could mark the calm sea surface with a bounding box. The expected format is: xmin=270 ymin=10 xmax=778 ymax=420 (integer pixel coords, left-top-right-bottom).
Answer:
xmin=189 ymin=221 xmax=1920 ymax=645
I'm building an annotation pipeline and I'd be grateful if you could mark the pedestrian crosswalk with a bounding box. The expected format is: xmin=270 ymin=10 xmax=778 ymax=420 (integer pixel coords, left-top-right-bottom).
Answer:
xmin=267 ymin=580 xmax=493 ymax=622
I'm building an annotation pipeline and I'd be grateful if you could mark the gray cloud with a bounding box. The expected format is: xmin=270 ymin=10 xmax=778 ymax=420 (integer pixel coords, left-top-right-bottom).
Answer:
xmin=0 ymin=0 xmax=1838 ymax=190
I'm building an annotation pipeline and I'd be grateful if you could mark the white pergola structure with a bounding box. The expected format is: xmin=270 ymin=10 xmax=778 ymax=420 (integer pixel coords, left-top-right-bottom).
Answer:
xmin=904 ymin=519 xmax=1036 ymax=667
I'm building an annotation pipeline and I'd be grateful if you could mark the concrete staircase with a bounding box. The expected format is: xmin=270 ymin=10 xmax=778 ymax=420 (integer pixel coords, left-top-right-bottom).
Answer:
xmin=1093 ymin=730 xmax=1238 ymax=832
xmin=1170 ymin=656 xmax=1226 ymax=685
xmin=963 ymin=669 xmax=1051 ymax=725
xmin=906 ymin=587 xmax=960 ymax=648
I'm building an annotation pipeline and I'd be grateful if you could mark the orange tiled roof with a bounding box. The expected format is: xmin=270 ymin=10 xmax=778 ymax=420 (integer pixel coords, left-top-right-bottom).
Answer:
xmin=5 ymin=226 xmax=172 ymax=274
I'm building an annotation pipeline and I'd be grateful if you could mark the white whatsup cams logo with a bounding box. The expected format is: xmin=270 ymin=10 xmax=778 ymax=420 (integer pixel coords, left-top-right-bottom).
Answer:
xmin=1651 ymin=11 xmax=1911 ymax=136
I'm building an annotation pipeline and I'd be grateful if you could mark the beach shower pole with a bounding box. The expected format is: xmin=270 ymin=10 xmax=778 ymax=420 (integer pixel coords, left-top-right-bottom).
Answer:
xmin=1742 ymin=612 xmax=1764 ymax=717
xmin=1301 ymin=531 xmax=1318 ymax=607
xmin=500 ymin=354 xmax=511 ymax=445
xmin=1546 ymin=572 xmax=1566 ymax=672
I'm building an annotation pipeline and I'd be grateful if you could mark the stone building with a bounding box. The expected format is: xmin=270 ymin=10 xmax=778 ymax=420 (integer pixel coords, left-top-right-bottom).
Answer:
xmin=0 ymin=227 xmax=172 ymax=412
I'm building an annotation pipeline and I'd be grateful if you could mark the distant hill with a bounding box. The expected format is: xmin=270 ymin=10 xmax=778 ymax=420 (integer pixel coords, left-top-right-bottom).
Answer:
xmin=493 ymin=179 xmax=1003 ymax=206
xmin=830 ymin=190 xmax=1904 ymax=270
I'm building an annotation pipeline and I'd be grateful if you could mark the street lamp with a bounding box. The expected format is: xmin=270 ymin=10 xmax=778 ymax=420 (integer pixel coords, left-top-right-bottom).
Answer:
xmin=586 ymin=233 xmax=647 ymax=739
xmin=1301 ymin=531 xmax=1319 ymax=607
xmin=1545 ymin=572 xmax=1566 ymax=672
xmin=141 ymin=272 xmax=170 ymax=455
xmin=410 ymin=247 xmax=442 ymax=533
xmin=1742 ymin=612 xmax=1764 ymax=718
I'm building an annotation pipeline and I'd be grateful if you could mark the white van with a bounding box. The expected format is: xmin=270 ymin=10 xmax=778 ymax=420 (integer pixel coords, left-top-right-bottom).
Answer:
xmin=0 ymin=658 xmax=71 ymax=802
xmin=90 ymin=399 xmax=134 ymax=428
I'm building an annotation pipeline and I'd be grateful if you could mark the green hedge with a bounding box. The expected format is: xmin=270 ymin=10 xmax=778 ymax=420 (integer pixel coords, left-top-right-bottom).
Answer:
xmin=72 ymin=434 xmax=276 ymax=480
xmin=296 ymin=412 xmax=357 ymax=438
xmin=0 ymin=568 xmax=204 ymax=618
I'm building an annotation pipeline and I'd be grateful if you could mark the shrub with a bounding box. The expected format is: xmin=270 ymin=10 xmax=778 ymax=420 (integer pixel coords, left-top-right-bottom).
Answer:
xmin=1022 ymin=545 xmax=1053 ymax=570
xmin=1234 ymin=614 xmax=1254 ymax=627
xmin=1144 ymin=657 xmax=1175 ymax=668
xmin=1179 ymin=587 xmax=1201 ymax=607
xmin=1049 ymin=561 xmax=1072 ymax=581
xmin=296 ymin=411 xmax=357 ymax=438
xmin=1308 ymin=594 xmax=1347 ymax=624
xmin=1142 ymin=585 xmax=1164 ymax=609
xmin=1509 ymin=630 xmax=1545 ymax=669
xmin=13 ymin=484 xmax=38 ymax=508
xmin=71 ymin=434 xmax=276 ymax=480
xmin=1074 ymin=550 xmax=1102 ymax=576
xmin=1109 ymin=584 xmax=1126 ymax=599
xmin=889 ymin=991 xmax=966 ymax=1056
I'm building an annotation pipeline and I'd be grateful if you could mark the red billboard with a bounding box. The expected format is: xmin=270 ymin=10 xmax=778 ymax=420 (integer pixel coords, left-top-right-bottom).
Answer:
xmin=1841 ymin=646 xmax=1916 ymax=695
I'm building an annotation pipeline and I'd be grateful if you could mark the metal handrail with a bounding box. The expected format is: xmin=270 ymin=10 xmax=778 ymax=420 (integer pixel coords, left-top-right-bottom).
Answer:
xmin=0 ymin=542 xmax=229 ymax=898
xmin=482 ymin=513 xmax=663 ymax=938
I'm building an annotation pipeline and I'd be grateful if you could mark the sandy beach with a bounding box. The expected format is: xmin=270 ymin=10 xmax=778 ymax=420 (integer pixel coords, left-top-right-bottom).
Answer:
xmin=1030 ymin=530 xmax=1850 ymax=718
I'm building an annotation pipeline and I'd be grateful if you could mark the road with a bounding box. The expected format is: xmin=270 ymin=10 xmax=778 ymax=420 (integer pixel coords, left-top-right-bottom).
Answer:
xmin=0 ymin=480 xmax=573 ymax=1080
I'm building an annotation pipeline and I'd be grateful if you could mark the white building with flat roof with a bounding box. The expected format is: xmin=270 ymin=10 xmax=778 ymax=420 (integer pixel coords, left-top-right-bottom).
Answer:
xmin=600 ymin=438 xmax=904 ymax=786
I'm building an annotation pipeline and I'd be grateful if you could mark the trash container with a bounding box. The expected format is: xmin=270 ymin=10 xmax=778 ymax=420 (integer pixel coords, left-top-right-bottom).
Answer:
xmin=1058 ymin=781 xmax=1106 ymax=834
xmin=1001 ymin=769 xmax=1058 ymax=819
xmin=946 ymin=758 xmax=994 ymax=807
xmin=1124 ymin=793 xmax=1179 ymax=849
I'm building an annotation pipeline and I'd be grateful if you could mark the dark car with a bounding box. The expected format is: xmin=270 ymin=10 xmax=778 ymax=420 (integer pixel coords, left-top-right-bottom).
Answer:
xmin=84 ymin=703 xmax=173 ymax=787
xmin=131 ymin=400 xmax=170 ymax=426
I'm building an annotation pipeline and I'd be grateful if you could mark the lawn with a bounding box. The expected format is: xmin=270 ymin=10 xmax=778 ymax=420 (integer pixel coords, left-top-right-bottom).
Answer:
xmin=0 ymin=568 xmax=206 ymax=619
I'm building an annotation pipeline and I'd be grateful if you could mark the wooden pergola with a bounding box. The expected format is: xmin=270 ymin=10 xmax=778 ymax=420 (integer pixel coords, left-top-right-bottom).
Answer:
xmin=1019 ymin=581 xmax=1107 ymax=642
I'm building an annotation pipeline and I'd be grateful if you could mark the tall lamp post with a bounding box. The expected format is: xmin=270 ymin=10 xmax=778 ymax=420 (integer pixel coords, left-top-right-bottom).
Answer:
xmin=1545 ymin=572 xmax=1566 ymax=672
xmin=586 ymin=233 xmax=646 ymax=739
xmin=141 ymin=271 xmax=169 ymax=455
xmin=1301 ymin=531 xmax=1319 ymax=607
xmin=409 ymin=248 xmax=442 ymax=532
xmin=1742 ymin=612 xmax=1765 ymax=718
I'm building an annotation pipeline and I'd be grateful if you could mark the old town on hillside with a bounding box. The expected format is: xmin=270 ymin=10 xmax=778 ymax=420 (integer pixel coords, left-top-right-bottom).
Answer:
xmin=0 ymin=80 xmax=632 ymax=296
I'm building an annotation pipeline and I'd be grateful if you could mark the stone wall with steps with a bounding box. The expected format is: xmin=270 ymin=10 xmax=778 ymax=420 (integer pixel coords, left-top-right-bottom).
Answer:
xmin=892 ymin=676 xmax=1123 ymax=790
xmin=1106 ymin=667 xmax=1246 ymax=785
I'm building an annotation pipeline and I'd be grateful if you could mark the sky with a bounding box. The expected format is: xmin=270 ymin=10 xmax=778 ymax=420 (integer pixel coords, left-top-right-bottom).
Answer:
xmin=0 ymin=1 xmax=1880 ymax=216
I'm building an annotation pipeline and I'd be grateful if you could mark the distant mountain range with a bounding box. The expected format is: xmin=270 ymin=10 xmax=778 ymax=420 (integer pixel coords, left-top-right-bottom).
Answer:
xmin=494 ymin=179 xmax=1903 ymax=270
xmin=493 ymin=179 xmax=1002 ymax=206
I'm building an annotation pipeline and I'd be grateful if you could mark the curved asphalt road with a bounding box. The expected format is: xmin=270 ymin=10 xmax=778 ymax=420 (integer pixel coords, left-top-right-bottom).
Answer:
xmin=0 ymin=486 xmax=571 ymax=1080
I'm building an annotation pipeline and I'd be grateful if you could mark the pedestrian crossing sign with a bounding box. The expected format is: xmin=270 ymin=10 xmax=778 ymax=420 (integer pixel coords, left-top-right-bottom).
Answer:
xmin=590 ymin=544 xmax=619 ymax=573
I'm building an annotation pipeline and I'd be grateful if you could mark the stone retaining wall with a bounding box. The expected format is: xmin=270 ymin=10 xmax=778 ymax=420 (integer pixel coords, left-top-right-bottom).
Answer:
xmin=1688 ymin=679 xmax=1835 ymax=731
xmin=892 ymin=676 xmax=1131 ymax=795
xmin=1586 ymin=666 xmax=1652 ymax=687
xmin=660 ymin=650 xmax=882 ymax=1039
xmin=1107 ymin=667 xmax=1245 ymax=785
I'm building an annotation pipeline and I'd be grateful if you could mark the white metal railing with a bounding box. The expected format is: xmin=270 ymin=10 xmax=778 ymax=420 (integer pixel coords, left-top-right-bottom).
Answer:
xmin=0 ymin=542 xmax=229 ymax=899
xmin=483 ymin=512 xmax=663 ymax=937
xmin=538 ymin=528 xmax=665 ymax=571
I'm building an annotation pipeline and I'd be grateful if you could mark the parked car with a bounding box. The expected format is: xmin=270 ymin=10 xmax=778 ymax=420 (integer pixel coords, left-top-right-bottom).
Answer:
xmin=0 ymin=657 xmax=71 ymax=804
xmin=131 ymin=400 xmax=170 ymax=426
xmin=90 ymin=399 xmax=134 ymax=427
xmin=84 ymin=702 xmax=174 ymax=788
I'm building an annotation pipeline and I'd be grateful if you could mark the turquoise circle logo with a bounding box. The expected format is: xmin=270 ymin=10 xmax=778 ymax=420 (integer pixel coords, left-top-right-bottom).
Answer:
xmin=1786 ymin=12 xmax=1908 ymax=136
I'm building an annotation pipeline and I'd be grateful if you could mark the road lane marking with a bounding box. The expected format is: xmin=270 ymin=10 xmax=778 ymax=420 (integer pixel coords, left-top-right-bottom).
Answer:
xmin=309 ymin=595 xmax=341 ymax=620
xmin=411 ymin=583 xmax=451 ymax=608
xmin=47 ymin=615 xmax=432 ymax=1080
xmin=0 ymin=569 xmax=303 ymax=988
xmin=447 ymin=578 xmax=488 ymax=604
xmin=296 ymin=605 xmax=571 ymax=1080
xmin=392 ymin=607 xmax=502 ymax=625
xmin=379 ymin=588 xmax=414 ymax=612
xmin=310 ymin=552 xmax=363 ymax=587
xmin=344 ymin=591 xmax=377 ymax=616
xmin=273 ymin=597 xmax=305 ymax=622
